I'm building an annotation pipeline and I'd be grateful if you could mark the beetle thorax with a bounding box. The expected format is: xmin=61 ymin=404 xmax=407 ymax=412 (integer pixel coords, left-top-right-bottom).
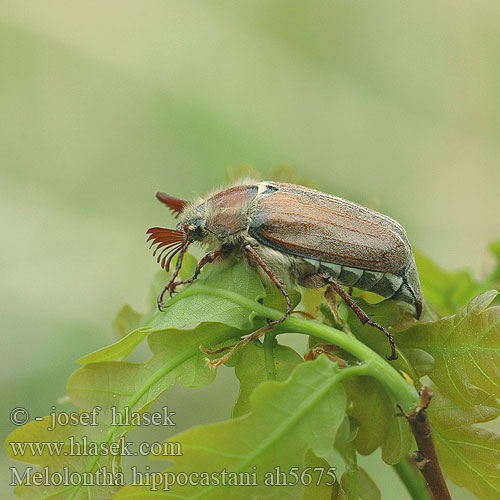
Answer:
xmin=180 ymin=184 xmax=259 ymax=250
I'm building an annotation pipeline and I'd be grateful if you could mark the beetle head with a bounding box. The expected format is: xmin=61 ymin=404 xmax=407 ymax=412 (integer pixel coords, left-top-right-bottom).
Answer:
xmin=147 ymin=185 xmax=258 ymax=271
xmin=176 ymin=204 xmax=207 ymax=242
xmin=176 ymin=184 xmax=258 ymax=242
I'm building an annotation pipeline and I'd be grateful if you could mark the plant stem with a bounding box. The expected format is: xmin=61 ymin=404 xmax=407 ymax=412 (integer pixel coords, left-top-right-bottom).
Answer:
xmin=343 ymin=441 xmax=358 ymax=500
xmin=403 ymin=387 xmax=452 ymax=500
xmin=263 ymin=332 xmax=277 ymax=380
xmin=394 ymin=459 xmax=431 ymax=500
xmin=170 ymin=285 xmax=419 ymax=411
xmin=283 ymin=315 xmax=418 ymax=410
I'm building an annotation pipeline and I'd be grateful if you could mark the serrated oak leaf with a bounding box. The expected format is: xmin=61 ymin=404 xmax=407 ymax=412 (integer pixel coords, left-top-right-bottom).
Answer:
xmin=395 ymin=290 xmax=500 ymax=403
xmin=428 ymin=388 xmax=500 ymax=500
xmin=114 ymin=356 xmax=347 ymax=500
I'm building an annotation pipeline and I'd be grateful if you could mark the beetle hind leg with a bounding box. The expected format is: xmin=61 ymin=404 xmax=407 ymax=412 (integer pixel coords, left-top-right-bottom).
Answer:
xmin=323 ymin=275 xmax=398 ymax=361
xmin=304 ymin=344 xmax=348 ymax=367
xmin=324 ymin=287 xmax=353 ymax=335
xmin=204 ymin=324 xmax=274 ymax=368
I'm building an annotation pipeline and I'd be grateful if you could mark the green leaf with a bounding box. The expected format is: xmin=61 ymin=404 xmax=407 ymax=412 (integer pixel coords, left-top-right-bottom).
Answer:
xmin=302 ymin=449 xmax=340 ymax=500
xmin=341 ymin=466 xmax=381 ymax=500
xmin=112 ymin=303 xmax=144 ymax=339
xmin=339 ymin=437 xmax=359 ymax=500
xmin=338 ymin=298 xmax=420 ymax=384
xmin=79 ymin=256 xmax=199 ymax=364
xmin=232 ymin=339 xmax=303 ymax=417
xmin=148 ymin=324 xmax=238 ymax=388
xmin=6 ymin=258 xmax=421 ymax=499
xmin=343 ymin=376 xmax=413 ymax=465
xmin=334 ymin=416 xmax=358 ymax=457
xmin=302 ymin=287 xmax=326 ymax=318
xmin=428 ymin=388 xmax=500 ymax=500
xmin=399 ymin=348 xmax=435 ymax=378
xmin=427 ymin=387 xmax=500 ymax=430
xmin=78 ymin=326 xmax=150 ymax=364
xmin=6 ymin=323 xmax=243 ymax=499
xmin=341 ymin=468 xmax=358 ymax=500
xmin=80 ymin=258 xmax=264 ymax=365
xmin=340 ymin=296 xmax=403 ymax=330
xmin=148 ymin=258 xmax=266 ymax=331
xmin=334 ymin=417 xmax=384 ymax=500
xmin=395 ymin=290 xmax=500 ymax=403
xmin=6 ymin=259 xmax=264 ymax=500
xmin=333 ymin=484 xmax=349 ymax=500
xmin=434 ymin=426 xmax=500 ymax=500
xmin=262 ymin=282 xmax=301 ymax=313
xmin=69 ymin=323 xmax=241 ymax=420
xmin=356 ymin=467 xmax=381 ymax=500
xmin=6 ymin=417 xmax=121 ymax=499
xmin=115 ymin=356 xmax=347 ymax=500
xmin=414 ymin=251 xmax=486 ymax=317
xmin=336 ymin=429 xmax=380 ymax=500
xmin=333 ymin=419 xmax=379 ymax=500
xmin=146 ymin=254 xmax=197 ymax=306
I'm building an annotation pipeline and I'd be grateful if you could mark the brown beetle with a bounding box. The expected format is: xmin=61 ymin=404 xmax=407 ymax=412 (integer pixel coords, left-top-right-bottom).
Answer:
xmin=147 ymin=181 xmax=423 ymax=360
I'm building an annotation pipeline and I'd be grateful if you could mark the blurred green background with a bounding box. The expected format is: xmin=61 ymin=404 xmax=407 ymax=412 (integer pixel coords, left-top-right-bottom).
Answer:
xmin=2 ymin=1 xmax=499 ymax=498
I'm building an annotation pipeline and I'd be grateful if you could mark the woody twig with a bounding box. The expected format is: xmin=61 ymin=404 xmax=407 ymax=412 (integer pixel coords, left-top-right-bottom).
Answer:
xmin=399 ymin=386 xmax=452 ymax=500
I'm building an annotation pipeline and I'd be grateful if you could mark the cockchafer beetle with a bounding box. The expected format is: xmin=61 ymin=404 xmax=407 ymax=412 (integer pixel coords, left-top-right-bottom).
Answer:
xmin=146 ymin=181 xmax=423 ymax=361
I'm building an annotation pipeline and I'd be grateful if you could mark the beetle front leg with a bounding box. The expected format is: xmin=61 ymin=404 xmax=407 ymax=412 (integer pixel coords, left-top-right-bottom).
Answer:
xmin=244 ymin=244 xmax=291 ymax=326
xmin=157 ymin=243 xmax=191 ymax=310
xmin=323 ymin=275 xmax=398 ymax=361
xmin=168 ymin=249 xmax=228 ymax=295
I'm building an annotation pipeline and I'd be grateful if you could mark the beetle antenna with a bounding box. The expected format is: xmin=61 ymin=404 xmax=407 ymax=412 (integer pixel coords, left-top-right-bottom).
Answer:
xmin=155 ymin=192 xmax=188 ymax=218
xmin=146 ymin=227 xmax=188 ymax=271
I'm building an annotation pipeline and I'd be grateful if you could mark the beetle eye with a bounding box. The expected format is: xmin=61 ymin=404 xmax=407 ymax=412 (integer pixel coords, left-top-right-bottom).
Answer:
xmin=186 ymin=224 xmax=204 ymax=241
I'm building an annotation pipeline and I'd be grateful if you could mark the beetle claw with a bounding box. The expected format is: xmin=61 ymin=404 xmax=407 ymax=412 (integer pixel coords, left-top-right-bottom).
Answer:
xmin=386 ymin=351 xmax=399 ymax=361
xmin=266 ymin=311 xmax=289 ymax=328
xmin=266 ymin=318 xmax=280 ymax=327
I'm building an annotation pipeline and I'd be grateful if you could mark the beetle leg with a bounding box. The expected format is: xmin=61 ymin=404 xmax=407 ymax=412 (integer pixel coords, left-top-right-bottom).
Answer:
xmin=244 ymin=244 xmax=291 ymax=325
xmin=304 ymin=344 xmax=348 ymax=367
xmin=199 ymin=344 xmax=233 ymax=355
xmin=205 ymin=324 xmax=273 ymax=368
xmin=157 ymin=243 xmax=190 ymax=310
xmin=323 ymin=276 xmax=398 ymax=361
xmin=291 ymin=310 xmax=315 ymax=320
xmin=324 ymin=287 xmax=352 ymax=335
xmin=169 ymin=249 xmax=228 ymax=294
xmin=324 ymin=287 xmax=341 ymax=325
